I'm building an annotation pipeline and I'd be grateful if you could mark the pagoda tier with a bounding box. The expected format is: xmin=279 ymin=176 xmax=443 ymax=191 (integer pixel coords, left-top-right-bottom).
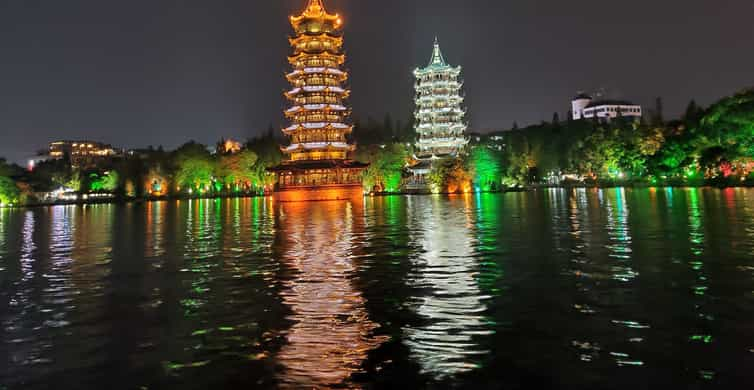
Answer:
xmin=412 ymin=38 xmax=469 ymax=160
xmin=269 ymin=0 xmax=366 ymax=195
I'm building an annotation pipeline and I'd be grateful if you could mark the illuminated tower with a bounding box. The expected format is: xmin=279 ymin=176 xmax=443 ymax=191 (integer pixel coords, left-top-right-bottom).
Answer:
xmin=413 ymin=38 xmax=468 ymax=159
xmin=270 ymin=0 xmax=367 ymax=200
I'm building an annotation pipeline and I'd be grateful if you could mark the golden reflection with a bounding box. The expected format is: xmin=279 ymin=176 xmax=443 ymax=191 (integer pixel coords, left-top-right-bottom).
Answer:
xmin=275 ymin=199 xmax=385 ymax=388
xmin=403 ymin=195 xmax=492 ymax=379
xmin=145 ymin=201 xmax=166 ymax=258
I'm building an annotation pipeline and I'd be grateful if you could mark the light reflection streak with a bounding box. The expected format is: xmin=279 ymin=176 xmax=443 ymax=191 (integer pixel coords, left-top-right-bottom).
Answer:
xmin=0 ymin=207 xmax=6 ymax=264
xmin=403 ymin=195 xmax=492 ymax=379
xmin=145 ymin=201 xmax=166 ymax=258
xmin=604 ymin=189 xmax=646 ymax=367
xmin=181 ymin=199 xmax=223 ymax=316
xmin=685 ymin=189 xmax=716 ymax=380
xmin=568 ymin=189 xmax=603 ymax=362
xmin=276 ymin=200 xmax=385 ymax=388
xmin=605 ymin=188 xmax=637 ymax=282
xmin=19 ymin=211 xmax=36 ymax=283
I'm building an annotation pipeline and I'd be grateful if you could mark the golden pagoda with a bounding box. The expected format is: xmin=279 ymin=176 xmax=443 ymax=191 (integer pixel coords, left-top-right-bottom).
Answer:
xmin=270 ymin=0 xmax=367 ymax=201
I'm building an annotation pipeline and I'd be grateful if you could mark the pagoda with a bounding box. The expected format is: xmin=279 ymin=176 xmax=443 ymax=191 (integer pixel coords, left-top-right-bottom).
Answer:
xmin=409 ymin=39 xmax=468 ymax=177
xmin=269 ymin=0 xmax=367 ymax=201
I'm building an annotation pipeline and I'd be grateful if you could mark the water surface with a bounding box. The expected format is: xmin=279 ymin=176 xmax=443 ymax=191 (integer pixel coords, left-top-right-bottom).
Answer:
xmin=1 ymin=189 xmax=753 ymax=389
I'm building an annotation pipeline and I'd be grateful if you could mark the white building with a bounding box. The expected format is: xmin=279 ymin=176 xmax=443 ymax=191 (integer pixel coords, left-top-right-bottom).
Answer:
xmin=571 ymin=93 xmax=642 ymax=121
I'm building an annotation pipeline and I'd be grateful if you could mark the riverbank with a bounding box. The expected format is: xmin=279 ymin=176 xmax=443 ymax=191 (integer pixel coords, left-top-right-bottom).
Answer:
xmin=3 ymin=184 xmax=753 ymax=209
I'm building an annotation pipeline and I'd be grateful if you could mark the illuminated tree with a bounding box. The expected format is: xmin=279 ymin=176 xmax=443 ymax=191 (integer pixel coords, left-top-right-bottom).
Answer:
xmin=701 ymin=88 xmax=754 ymax=160
xmin=175 ymin=158 xmax=214 ymax=193
xmin=359 ymin=143 xmax=409 ymax=192
xmin=638 ymin=127 xmax=666 ymax=156
xmin=89 ymin=171 xmax=119 ymax=192
xmin=217 ymin=149 xmax=260 ymax=191
xmin=66 ymin=171 xmax=81 ymax=192
xmin=172 ymin=142 xmax=216 ymax=193
xmin=0 ymin=176 xmax=20 ymax=205
xmin=469 ymin=146 xmax=501 ymax=191
xmin=427 ymin=158 xmax=472 ymax=193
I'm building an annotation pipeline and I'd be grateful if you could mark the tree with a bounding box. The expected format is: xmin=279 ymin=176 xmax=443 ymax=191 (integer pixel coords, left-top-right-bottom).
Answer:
xmin=88 ymin=171 xmax=119 ymax=192
xmin=427 ymin=158 xmax=472 ymax=193
xmin=638 ymin=127 xmax=666 ymax=156
xmin=654 ymin=97 xmax=664 ymax=124
xmin=360 ymin=143 xmax=409 ymax=192
xmin=684 ymin=99 xmax=704 ymax=125
xmin=172 ymin=142 xmax=215 ymax=193
xmin=469 ymin=146 xmax=502 ymax=191
xmin=217 ymin=149 xmax=260 ymax=191
xmin=0 ymin=176 xmax=20 ymax=205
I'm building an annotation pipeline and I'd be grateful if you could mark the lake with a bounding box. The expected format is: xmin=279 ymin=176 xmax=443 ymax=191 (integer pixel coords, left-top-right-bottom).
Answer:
xmin=1 ymin=188 xmax=753 ymax=389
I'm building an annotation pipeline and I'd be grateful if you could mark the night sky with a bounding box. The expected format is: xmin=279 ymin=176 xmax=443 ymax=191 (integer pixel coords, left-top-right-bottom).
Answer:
xmin=0 ymin=0 xmax=752 ymax=163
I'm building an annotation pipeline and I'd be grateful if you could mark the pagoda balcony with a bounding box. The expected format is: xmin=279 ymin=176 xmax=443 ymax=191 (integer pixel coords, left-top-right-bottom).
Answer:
xmin=286 ymin=67 xmax=347 ymax=81
xmin=417 ymin=107 xmax=465 ymax=115
xmin=286 ymin=104 xmax=348 ymax=113
xmin=415 ymin=81 xmax=462 ymax=89
xmin=283 ymin=141 xmax=354 ymax=152
xmin=283 ymin=122 xmax=352 ymax=134
xmin=286 ymin=85 xmax=348 ymax=95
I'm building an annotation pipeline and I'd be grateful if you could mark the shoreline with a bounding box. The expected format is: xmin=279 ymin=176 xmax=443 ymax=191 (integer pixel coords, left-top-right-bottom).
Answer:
xmin=3 ymin=185 xmax=752 ymax=209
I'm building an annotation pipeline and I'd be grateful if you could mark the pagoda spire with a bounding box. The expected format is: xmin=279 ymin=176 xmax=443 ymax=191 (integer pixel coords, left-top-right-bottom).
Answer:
xmin=429 ymin=37 xmax=447 ymax=66
xmin=303 ymin=0 xmax=327 ymax=15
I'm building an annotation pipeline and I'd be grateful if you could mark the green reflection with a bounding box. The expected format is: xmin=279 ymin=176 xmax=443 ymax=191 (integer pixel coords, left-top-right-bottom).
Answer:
xmin=474 ymin=193 xmax=504 ymax=295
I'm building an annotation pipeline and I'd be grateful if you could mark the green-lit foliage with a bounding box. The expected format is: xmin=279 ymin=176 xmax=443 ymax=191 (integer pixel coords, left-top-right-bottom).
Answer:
xmin=358 ymin=143 xmax=409 ymax=192
xmin=0 ymin=176 xmax=20 ymax=205
xmin=217 ymin=150 xmax=260 ymax=191
xmin=89 ymin=171 xmax=119 ymax=192
xmin=469 ymin=146 xmax=502 ymax=191
xmin=701 ymin=88 xmax=754 ymax=160
xmin=173 ymin=142 xmax=215 ymax=192
xmin=66 ymin=171 xmax=82 ymax=192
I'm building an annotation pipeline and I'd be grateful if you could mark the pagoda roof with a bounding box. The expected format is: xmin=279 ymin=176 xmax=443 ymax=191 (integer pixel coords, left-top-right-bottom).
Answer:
xmin=290 ymin=0 xmax=342 ymax=28
xmin=286 ymin=67 xmax=347 ymax=81
xmin=414 ymin=38 xmax=462 ymax=74
xmin=429 ymin=37 xmax=446 ymax=67
xmin=289 ymin=32 xmax=343 ymax=45
xmin=282 ymin=142 xmax=354 ymax=153
xmin=288 ymin=51 xmax=345 ymax=64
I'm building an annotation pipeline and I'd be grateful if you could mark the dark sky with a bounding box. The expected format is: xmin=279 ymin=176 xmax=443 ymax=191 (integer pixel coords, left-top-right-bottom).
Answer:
xmin=1 ymin=0 xmax=752 ymax=163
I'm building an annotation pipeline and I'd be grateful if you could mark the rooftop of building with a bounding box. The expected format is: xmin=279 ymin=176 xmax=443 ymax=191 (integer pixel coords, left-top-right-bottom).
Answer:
xmin=49 ymin=140 xmax=114 ymax=148
xmin=573 ymin=93 xmax=593 ymax=100
xmin=585 ymin=100 xmax=639 ymax=108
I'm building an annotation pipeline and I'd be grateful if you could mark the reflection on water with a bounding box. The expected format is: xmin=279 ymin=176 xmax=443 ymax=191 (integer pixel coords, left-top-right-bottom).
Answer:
xmin=275 ymin=199 xmax=386 ymax=388
xmin=145 ymin=201 xmax=166 ymax=259
xmin=0 ymin=190 xmax=753 ymax=389
xmin=403 ymin=195 xmax=493 ymax=379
